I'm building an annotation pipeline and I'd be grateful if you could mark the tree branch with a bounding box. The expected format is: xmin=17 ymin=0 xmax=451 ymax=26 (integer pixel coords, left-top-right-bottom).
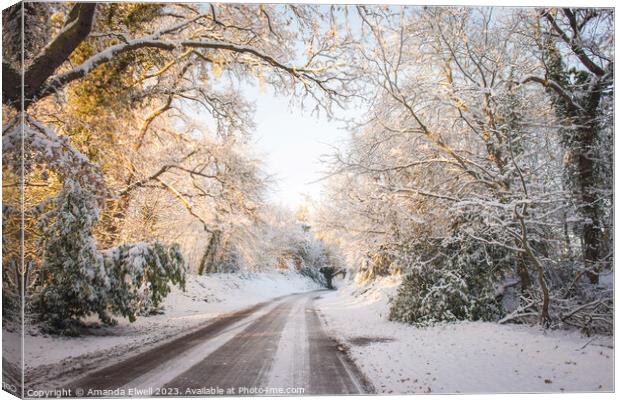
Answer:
xmin=543 ymin=9 xmax=605 ymax=77
xmin=22 ymin=3 xmax=97 ymax=106
xmin=156 ymin=178 xmax=212 ymax=233
xmin=32 ymin=36 xmax=335 ymax=106
xmin=521 ymin=75 xmax=583 ymax=112
xmin=2 ymin=61 xmax=21 ymax=107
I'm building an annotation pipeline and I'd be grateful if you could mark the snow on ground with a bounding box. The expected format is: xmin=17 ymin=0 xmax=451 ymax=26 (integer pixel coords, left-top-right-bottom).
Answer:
xmin=316 ymin=276 xmax=614 ymax=394
xmin=14 ymin=271 xmax=320 ymax=375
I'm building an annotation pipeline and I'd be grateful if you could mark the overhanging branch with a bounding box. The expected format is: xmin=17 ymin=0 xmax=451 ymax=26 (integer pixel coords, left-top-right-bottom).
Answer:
xmin=32 ymin=37 xmax=335 ymax=106
xmin=21 ymin=3 xmax=97 ymax=107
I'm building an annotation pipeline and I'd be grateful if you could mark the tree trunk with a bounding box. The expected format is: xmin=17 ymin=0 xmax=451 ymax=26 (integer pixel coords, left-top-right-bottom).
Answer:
xmin=516 ymin=257 xmax=531 ymax=292
xmin=97 ymin=194 xmax=131 ymax=248
xmin=516 ymin=208 xmax=550 ymax=327
xmin=539 ymin=26 xmax=609 ymax=285
xmin=576 ymin=126 xmax=603 ymax=284
xmin=198 ymin=231 xmax=221 ymax=275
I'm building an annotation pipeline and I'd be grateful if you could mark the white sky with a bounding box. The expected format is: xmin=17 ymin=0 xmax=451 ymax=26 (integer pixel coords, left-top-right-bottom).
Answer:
xmin=244 ymin=85 xmax=353 ymax=210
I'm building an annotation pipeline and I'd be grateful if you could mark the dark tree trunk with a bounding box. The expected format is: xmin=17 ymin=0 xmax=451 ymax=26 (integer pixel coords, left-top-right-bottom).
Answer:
xmin=198 ymin=231 xmax=221 ymax=275
xmin=576 ymin=125 xmax=604 ymax=284
xmin=2 ymin=3 xmax=96 ymax=108
xmin=539 ymin=10 xmax=612 ymax=285
xmin=517 ymin=257 xmax=531 ymax=292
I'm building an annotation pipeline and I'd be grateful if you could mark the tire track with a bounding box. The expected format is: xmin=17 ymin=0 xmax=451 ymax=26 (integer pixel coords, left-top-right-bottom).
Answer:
xmin=163 ymin=299 xmax=295 ymax=393
xmin=67 ymin=300 xmax=272 ymax=393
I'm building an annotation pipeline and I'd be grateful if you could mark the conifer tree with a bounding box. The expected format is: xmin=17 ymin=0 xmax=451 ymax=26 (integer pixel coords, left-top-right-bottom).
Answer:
xmin=36 ymin=180 xmax=109 ymax=333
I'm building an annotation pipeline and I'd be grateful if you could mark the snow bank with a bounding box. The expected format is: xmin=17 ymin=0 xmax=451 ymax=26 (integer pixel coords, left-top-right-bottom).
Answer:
xmin=19 ymin=271 xmax=321 ymax=372
xmin=316 ymin=276 xmax=614 ymax=394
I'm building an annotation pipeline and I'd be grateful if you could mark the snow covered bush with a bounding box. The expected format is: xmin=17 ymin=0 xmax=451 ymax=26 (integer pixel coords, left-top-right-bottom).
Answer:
xmin=2 ymin=258 xmax=21 ymax=326
xmin=390 ymin=267 xmax=466 ymax=324
xmin=104 ymin=242 xmax=186 ymax=321
xmin=32 ymin=180 xmax=186 ymax=333
xmin=293 ymin=232 xmax=336 ymax=288
xmin=389 ymin=264 xmax=502 ymax=325
xmin=34 ymin=180 xmax=109 ymax=334
xmin=389 ymin=235 xmax=505 ymax=325
xmin=299 ymin=265 xmax=328 ymax=287
xmin=2 ymin=199 xmax=23 ymax=326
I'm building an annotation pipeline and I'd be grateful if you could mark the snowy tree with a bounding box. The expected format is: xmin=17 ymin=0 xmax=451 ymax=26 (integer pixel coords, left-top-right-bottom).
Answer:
xmin=318 ymin=6 xmax=613 ymax=331
xmin=104 ymin=242 xmax=186 ymax=321
xmin=34 ymin=180 xmax=109 ymax=334
xmin=2 ymin=3 xmax=612 ymax=336
xmin=524 ymin=8 xmax=614 ymax=284
xmin=2 ymin=3 xmax=355 ymax=332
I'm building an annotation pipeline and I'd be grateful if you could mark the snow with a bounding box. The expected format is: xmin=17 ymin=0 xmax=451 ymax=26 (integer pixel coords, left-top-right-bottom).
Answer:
xmin=599 ymin=271 xmax=613 ymax=289
xmin=2 ymin=117 xmax=104 ymax=194
xmin=15 ymin=271 xmax=321 ymax=375
xmin=316 ymin=276 xmax=614 ymax=394
xmin=267 ymin=295 xmax=311 ymax=389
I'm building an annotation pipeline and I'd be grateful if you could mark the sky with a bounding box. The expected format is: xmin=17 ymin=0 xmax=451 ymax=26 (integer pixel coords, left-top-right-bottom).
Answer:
xmin=237 ymin=5 xmax=369 ymax=211
xmin=191 ymin=81 xmax=357 ymax=211
xmin=190 ymin=6 xmax=365 ymax=211
xmin=244 ymin=86 xmax=352 ymax=210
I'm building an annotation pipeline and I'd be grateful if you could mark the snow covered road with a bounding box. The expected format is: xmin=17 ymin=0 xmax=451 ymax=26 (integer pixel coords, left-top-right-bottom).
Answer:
xmin=63 ymin=292 xmax=368 ymax=397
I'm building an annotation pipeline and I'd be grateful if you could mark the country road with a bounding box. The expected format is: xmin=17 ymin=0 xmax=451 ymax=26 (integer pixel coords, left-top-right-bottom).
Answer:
xmin=65 ymin=292 xmax=369 ymax=397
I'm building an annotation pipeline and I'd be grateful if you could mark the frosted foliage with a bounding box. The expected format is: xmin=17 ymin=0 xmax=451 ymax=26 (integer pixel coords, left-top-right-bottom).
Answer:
xmin=33 ymin=181 xmax=186 ymax=332
xmin=104 ymin=242 xmax=186 ymax=322
xmin=388 ymin=232 xmax=504 ymax=325
xmin=3 ymin=116 xmax=104 ymax=193
xmin=35 ymin=180 xmax=109 ymax=333
xmin=316 ymin=8 xmax=613 ymax=332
